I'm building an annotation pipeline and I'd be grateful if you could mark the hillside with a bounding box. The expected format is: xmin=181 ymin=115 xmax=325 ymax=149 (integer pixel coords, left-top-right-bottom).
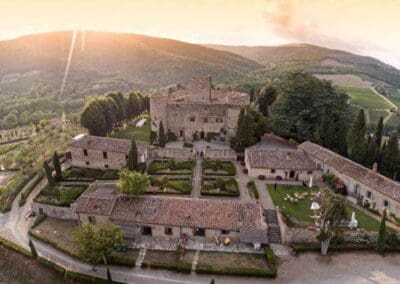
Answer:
xmin=0 ymin=31 xmax=263 ymax=94
xmin=206 ymin=44 xmax=400 ymax=88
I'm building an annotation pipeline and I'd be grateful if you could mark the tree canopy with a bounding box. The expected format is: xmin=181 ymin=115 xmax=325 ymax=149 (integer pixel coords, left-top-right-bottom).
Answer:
xmin=268 ymin=72 xmax=349 ymax=146
xmin=117 ymin=169 xmax=150 ymax=195
xmin=73 ymin=223 xmax=123 ymax=265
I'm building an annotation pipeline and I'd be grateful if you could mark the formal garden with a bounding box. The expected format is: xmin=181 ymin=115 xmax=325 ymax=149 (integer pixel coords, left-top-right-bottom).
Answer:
xmin=147 ymin=159 xmax=195 ymax=176
xmin=62 ymin=167 xmax=119 ymax=182
xmin=34 ymin=184 xmax=88 ymax=207
xmin=148 ymin=175 xmax=192 ymax=195
xmin=267 ymin=184 xmax=381 ymax=231
xmin=201 ymin=177 xmax=239 ymax=197
xmin=201 ymin=160 xmax=236 ymax=176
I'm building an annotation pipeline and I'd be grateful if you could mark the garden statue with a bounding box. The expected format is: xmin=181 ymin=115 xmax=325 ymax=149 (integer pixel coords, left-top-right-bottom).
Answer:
xmin=349 ymin=211 xmax=358 ymax=229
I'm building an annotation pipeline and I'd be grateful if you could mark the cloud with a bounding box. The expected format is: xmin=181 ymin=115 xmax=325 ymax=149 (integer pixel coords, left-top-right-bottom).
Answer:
xmin=263 ymin=0 xmax=400 ymax=68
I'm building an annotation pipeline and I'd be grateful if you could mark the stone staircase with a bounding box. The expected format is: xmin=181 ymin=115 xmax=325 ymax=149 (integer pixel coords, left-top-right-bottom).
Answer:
xmin=265 ymin=209 xmax=282 ymax=244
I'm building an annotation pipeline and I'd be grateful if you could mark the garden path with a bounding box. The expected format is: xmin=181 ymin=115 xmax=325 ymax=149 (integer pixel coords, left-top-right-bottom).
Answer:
xmin=190 ymin=159 xmax=202 ymax=198
xmin=233 ymin=162 xmax=251 ymax=202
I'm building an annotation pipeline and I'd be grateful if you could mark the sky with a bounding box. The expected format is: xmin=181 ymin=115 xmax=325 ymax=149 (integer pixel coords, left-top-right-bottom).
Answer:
xmin=0 ymin=0 xmax=399 ymax=68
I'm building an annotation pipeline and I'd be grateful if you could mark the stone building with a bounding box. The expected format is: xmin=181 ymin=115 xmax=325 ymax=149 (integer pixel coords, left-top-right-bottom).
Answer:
xmin=244 ymin=134 xmax=321 ymax=181
xmin=65 ymin=134 xmax=148 ymax=170
xmin=149 ymin=76 xmax=250 ymax=142
xmin=73 ymin=184 xmax=268 ymax=244
xmin=298 ymin=141 xmax=400 ymax=216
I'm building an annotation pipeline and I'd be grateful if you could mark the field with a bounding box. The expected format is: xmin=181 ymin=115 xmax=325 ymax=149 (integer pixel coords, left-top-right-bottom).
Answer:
xmin=314 ymin=74 xmax=373 ymax=87
xmin=368 ymin=110 xmax=388 ymax=125
xmin=110 ymin=123 xmax=150 ymax=143
xmin=340 ymin=86 xmax=392 ymax=110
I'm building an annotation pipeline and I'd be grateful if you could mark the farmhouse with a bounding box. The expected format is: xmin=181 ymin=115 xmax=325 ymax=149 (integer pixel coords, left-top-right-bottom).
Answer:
xmin=298 ymin=141 xmax=400 ymax=216
xmin=244 ymin=134 xmax=320 ymax=181
xmin=65 ymin=134 xmax=148 ymax=170
xmin=150 ymin=76 xmax=250 ymax=141
xmin=73 ymin=184 xmax=267 ymax=244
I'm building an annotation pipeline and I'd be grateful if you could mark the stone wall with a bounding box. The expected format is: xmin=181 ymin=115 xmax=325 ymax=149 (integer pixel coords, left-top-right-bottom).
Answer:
xmin=147 ymin=146 xmax=196 ymax=160
xmin=69 ymin=146 xmax=146 ymax=170
xmin=32 ymin=202 xmax=77 ymax=220
xmin=204 ymin=148 xmax=237 ymax=160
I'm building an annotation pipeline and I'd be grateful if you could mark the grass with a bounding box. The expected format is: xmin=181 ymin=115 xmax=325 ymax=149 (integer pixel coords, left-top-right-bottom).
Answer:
xmin=196 ymin=250 xmax=275 ymax=278
xmin=110 ymin=123 xmax=150 ymax=143
xmin=62 ymin=167 xmax=119 ymax=181
xmin=34 ymin=184 xmax=88 ymax=207
xmin=201 ymin=177 xmax=239 ymax=197
xmin=0 ymin=142 xmax=22 ymax=155
xmin=141 ymin=249 xmax=195 ymax=273
xmin=147 ymin=160 xmax=195 ymax=175
xmin=368 ymin=110 xmax=388 ymax=126
xmin=148 ymin=176 xmax=192 ymax=195
xmin=201 ymin=160 xmax=236 ymax=176
xmin=340 ymin=86 xmax=392 ymax=109
xmin=268 ymin=184 xmax=381 ymax=231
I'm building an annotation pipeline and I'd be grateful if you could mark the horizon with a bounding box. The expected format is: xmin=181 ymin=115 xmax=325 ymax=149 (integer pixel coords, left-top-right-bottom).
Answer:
xmin=1 ymin=0 xmax=399 ymax=68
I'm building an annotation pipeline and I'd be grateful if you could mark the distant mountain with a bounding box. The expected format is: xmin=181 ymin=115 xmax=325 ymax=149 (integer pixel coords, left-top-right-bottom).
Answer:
xmin=206 ymin=43 xmax=400 ymax=88
xmin=0 ymin=31 xmax=263 ymax=95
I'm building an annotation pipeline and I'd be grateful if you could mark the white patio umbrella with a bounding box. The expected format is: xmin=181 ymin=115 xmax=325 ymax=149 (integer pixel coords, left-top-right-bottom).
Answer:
xmin=311 ymin=202 xmax=320 ymax=211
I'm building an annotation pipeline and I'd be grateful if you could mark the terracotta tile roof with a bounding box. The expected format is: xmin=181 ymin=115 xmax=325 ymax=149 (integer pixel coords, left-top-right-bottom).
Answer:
xmin=110 ymin=195 xmax=264 ymax=231
xmin=73 ymin=185 xmax=118 ymax=216
xmin=70 ymin=134 xmax=147 ymax=155
xmin=240 ymin=228 xmax=269 ymax=244
xmin=248 ymin=133 xmax=297 ymax=150
xmin=246 ymin=148 xmax=318 ymax=170
xmin=298 ymin=141 xmax=400 ymax=202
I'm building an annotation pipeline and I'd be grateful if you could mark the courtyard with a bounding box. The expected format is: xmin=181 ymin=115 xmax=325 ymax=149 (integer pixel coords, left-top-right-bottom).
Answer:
xmin=267 ymin=184 xmax=382 ymax=231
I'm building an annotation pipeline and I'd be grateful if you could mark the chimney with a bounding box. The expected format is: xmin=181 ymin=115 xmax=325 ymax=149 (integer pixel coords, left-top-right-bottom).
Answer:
xmin=372 ymin=162 xmax=378 ymax=173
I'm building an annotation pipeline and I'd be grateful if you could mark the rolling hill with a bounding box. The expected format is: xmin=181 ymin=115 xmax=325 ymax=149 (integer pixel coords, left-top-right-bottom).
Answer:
xmin=0 ymin=31 xmax=263 ymax=95
xmin=206 ymin=43 xmax=400 ymax=89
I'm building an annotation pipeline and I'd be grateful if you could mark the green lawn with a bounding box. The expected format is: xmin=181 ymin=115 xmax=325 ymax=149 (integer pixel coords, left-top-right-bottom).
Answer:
xmin=268 ymin=184 xmax=381 ymax=231
xmin=388 ymin=89 xmax=400 ymax=108
xmin=368 ymin=110 xmax=388 ymax=126
xmin=340 ymin=86 xmax=391 ymax=109
xmin=110 ymin=123 xmax=150 ymax=143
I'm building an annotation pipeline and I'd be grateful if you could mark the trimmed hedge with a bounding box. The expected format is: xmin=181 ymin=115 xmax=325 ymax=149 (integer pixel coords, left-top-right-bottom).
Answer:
xmin=65 ymin=271 xmax=110 ymax=284
xmin=0 ymin=235 xmax=32 ymax=257
xmin=141 ymin=260 xmax=192 ymax=273
xmin=0 ymin=172 xmax=32 ymax=212
xmin=201 ymin=160 xmax=236 ymax=176
xmin=108 ymin=253 xmax=137 ymax=267
xmin=292 ymin=242 xmax=400 ymax=254
xmin=201 ymin=177 xmax=240 ymax=197
xmin=19 ymin=170 xmax=45 ymax=206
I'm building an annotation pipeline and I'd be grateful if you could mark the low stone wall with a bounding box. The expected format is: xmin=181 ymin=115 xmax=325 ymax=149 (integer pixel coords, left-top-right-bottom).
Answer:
xmin=203 ymin=148 xmax=236 ymax=160
xmin=31 ymin=202 xmax=77 ymax=220
xmin=147 ymin=146 xmax=196 ymax=160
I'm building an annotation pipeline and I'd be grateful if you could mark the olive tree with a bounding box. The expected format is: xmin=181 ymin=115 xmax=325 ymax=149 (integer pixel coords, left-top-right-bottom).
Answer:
xmin=117 ymin=169 xmax=150 ymax=195
xmin=317 ymin=188 xmax=346 ymax=255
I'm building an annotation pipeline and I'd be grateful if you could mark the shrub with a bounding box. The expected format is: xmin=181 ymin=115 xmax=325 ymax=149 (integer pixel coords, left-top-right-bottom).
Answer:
xmin=183 ymin=142 xmax=193 ymax=148
xmin=205 ymin=132 xmax=219 ymax=142
xmin=386 ymin=232 xmax=400 ymax=247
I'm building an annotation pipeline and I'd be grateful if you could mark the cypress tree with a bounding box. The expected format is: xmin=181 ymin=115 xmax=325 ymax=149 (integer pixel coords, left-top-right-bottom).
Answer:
xmin=29 ymin=239 xmax=38 ymax=259
xmin=383 ymin=131 xmax=399 ymax=179
xmin=127 ymin=136 xmax=138 ymax=171
xmin=365 ymin=136 xmax=379 ymax=168
xmin=158 ymin=121 xmax=166 ymax=147
xmin=107 ymin=268 xmax=112 ymax=284
xmin=53 ymin=151 xmax=62 ymax=181
xmin=337 ymin=122 xmax=348 ymax=156
xmin=376 ymin=210 xmax=387 ymax=255
xmin=374 ymin=116 xmax=384 ymax=146
xmin=150 ymin=131 xmax=157 ymax=145
xmin=347 ymin=109 xmax=367 ymax=163
xmin=44 ymin=161 xmax=54 ymax=186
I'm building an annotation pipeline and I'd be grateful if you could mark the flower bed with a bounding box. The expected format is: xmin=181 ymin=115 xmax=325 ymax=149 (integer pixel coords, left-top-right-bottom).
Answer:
xmin=201 ymin=177 xmax=239 ymax=197
xmin=147 ymin=160 xmax=194 ymax=175
xmin=201 ymin=160 xmax=236 ymax=176
xmin=34 ymin=184 xmax=88 ymax=207
xmin=148 ymin=176 xmax=192 ymax=195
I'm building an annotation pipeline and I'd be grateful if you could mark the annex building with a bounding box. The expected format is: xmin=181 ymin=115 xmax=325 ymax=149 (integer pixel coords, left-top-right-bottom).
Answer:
xmin=299 ymin=141 xmax=400 ymax=216
xmin=65 ymin=134 xmax=148 ymax=170
xmin=149 ymin=76 xmax=250 ymax=142
xmin=72 ymin=184 xmax=268 ymax=245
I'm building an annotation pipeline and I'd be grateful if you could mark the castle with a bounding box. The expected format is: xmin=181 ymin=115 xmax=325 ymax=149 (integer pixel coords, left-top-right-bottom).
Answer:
xmin=149 ymin=76 xmax=250 ymax=142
